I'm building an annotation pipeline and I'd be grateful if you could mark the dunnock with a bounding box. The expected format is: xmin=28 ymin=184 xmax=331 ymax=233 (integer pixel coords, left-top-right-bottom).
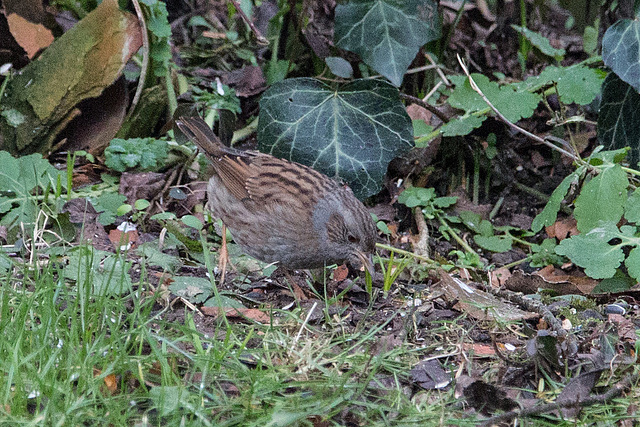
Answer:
xmin=176 ymin=116 xmax=376 ymax=274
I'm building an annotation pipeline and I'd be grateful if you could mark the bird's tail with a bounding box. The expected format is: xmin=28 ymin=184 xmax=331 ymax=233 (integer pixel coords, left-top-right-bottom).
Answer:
xmin=176 ymin=116 xmax=231 ymax=161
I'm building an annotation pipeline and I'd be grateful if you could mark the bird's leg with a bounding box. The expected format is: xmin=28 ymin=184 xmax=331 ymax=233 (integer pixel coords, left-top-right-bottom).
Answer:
xmin=218 ymin=224 xmax=230 ymax=283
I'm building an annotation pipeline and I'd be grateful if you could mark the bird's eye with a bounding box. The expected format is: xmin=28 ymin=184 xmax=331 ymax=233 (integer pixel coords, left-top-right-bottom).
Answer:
xmin=347 ymin=234 xmax=358 ymax=243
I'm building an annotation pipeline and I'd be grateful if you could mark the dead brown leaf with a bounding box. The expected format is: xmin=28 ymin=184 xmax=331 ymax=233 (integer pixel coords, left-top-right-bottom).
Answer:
xmin=608 ymin=314 xmax=637 ymax=342
xmin=5 ymin=13 xmax=53 ymax=58
xmin=545 ymin=218 xmax=578 ymax=240
xmin=458 ymin=377 xmax=519 ymax=414
xmin=438 ymin=270 xmax=537 ymax=321
xmin=201 ymin=307 xmax=271 ymax=323
xmin=222 ymin=66 xmax=267 ymax=97
xmin=406 ymin=103 xmax=433 ymax=124
xmin=504 ymin=268 xmax=598 ymax=296
xmin=332 ymin=264 xmax=349 ymax=282
xmin=463 ymin=343 xmax=496 ymax=357
xmin=119 ymin=171 xmax=165 ymax=206
xmin=530 ymin=150 xmax=549 ymax=169
xmin=103 ymin=374 xmax=118 ymax=395
xmin=490 ymin=267 xmax=512 ymax=287
xmin=411 ymin=359 xmax=451 ymax=390
xmin=62 ymin=198 xmax=112 ymax=250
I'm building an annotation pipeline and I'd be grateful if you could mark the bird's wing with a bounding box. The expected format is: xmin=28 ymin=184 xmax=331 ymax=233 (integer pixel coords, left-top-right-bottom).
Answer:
xmin=244 ymin=156 xmax=332 ymax=209
xmin=177 ymin=116 xmax=252 ymax=201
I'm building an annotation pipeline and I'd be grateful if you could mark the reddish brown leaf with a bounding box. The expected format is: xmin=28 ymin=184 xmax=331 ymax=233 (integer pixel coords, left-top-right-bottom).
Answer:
xmin=545 ymin=218 xmax=578 ymax=240
xmin=406 ymin=103 xmax=433 ymax=123
xmin=103 ymin=374 xmax=118 ymax=394
xmin=490 ymin=267 xmax=512 ymax=286
xmin=333 ymin=264 xmax=349 ymax=282
xmin=108 ymin=227 xmax=138 ymax=250
xmin=5 ymin=13 xmax=53 ymax=58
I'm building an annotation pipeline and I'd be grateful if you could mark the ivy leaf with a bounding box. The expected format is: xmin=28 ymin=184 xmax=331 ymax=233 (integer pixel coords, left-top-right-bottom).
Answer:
xmin=104 ymin=138 xmax=169 ymax=172
xmin=514 ymin=65 xmax=604 ymax=106
xmin=139 ymin=0 xmax=171 ymax=77
xmin=64 ymin=246 xmax=132 ymax=295
xmin=433 ymin=196 xmax=458 ymax=208
xmin=459 ymin=210 xmax=493 ymax=236
xmin=588 ymin=147 xmax=630 ymax=165
xmin=169 ymin=276 xmax=214 ymax=304
xmin=136 ymin=242 xmax=181 ymax=272
xmin=602 ymin=16 xmax=640 ymax=92
xmin=258 ymin=78 xmax=413 ymax=199
xmin=334 ymin=0 xmax=440 ymax=86
xmin=573 ymin=164 xmax=628 ymax=233
xmin=91 ymin=192 xmax=128 ymax=226
xmin=555 ymin=222 xmax=625 ymax=279
xmin=325 ymin=57 xmax=353 ymax=78
xmin=598 ymin=73 xmax=640 ymax=167
xmin=593 ymin=271 xmax=636 ymax=293
xmin=530 ymin=238 xmax=563 ymax=267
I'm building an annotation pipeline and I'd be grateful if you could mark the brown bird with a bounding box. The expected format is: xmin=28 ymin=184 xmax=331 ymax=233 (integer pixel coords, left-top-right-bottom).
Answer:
xmin=176 ymin=116 xmax=377 ymax=278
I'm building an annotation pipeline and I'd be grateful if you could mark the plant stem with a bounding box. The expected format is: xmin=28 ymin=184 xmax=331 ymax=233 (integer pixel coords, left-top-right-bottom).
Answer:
xmin=375 ymin=243 xmax=437 ymax=266
xmin=437 ymin=215 xmax=479 ymax=257
xmin=165 ymin=68 xmax=178 ymax=116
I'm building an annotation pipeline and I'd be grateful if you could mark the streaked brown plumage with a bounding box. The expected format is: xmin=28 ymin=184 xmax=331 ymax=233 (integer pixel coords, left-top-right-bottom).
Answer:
xmin=176 ymin=116 xmax=376 ymax=273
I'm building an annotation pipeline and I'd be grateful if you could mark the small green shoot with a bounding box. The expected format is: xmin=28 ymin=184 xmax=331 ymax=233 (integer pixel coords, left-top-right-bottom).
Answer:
xmin=117 ymin=199 xmax=151 ymax=223
xmin=378 ymin=251 xmax=410 ymax=295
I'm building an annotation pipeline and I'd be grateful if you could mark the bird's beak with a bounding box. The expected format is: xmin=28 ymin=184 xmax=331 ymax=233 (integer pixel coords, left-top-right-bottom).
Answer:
xmin=356 ymin=250 xmax=375 ymax=277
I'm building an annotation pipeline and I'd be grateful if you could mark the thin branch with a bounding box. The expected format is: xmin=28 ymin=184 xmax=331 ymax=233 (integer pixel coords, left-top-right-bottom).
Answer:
xmin=375 ymin=242 xmax=438 ymax=266
xmin=456 ymin=54 xmax=581 ymax=163
xmin=423 ymin=80 xmax=443 ymax=104
xmin=369 ymin=63 xmax=438 ymax=80
xmin=425 ymin=53 xmax=451 ymax=87
xmin=400 ymin=93 xmax=450 ymax=123
xmin=228 ymin=0 xmax=269 ymax=45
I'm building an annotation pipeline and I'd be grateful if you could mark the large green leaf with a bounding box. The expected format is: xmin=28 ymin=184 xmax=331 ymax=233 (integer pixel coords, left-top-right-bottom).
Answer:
xmin=442 ymin=74 xmax=541 ymax=136
xmin=63 ymin=246 xmax=132 ymax=295
xmin=598 ymin=73 xmax=640 ymax=167
xmin=334 ymin=0 xmax=440 ymax=87
xmin=0 ymin=151 xmax=67 ymax=229
xmin=624 ymin=187 xmax=640 ymax=223
xmin=258 ymin=78 xmax=413 ymax=199
xmin=514 ymin=65 xmax=605 ymax=105
xmin=555 ymin=222 xmax=640 ymax=282
xmin=555 ymin=66 xmax=605 ymax=105
xmin=602 ymin=17 xmax=640 ymax=92
xmin=555 ymin=222 xmax=626 ymax=279
xmin=531 ymin=168 xmax=583 ymax=233
xmin=573 ymin=164 xmax=628 ymax=233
